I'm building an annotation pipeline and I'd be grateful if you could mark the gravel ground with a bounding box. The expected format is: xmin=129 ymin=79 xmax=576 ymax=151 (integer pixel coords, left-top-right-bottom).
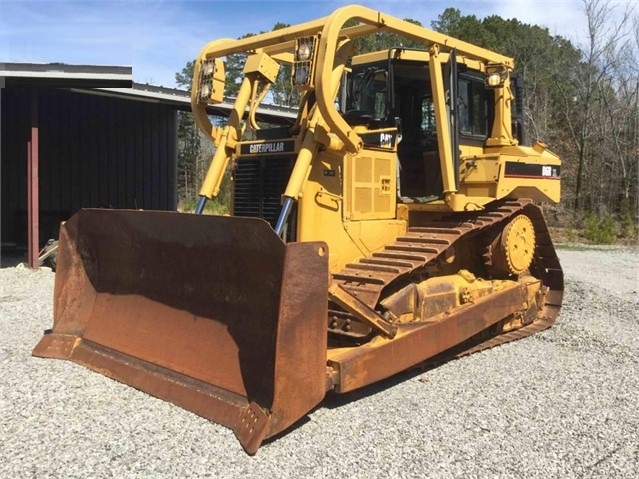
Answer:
xmin=1 ymin=246 xmax=638 ymax=478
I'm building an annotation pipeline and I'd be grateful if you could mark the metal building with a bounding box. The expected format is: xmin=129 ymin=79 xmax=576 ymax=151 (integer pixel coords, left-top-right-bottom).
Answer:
xmin=0 ymin=63 xmax=295 ymax=267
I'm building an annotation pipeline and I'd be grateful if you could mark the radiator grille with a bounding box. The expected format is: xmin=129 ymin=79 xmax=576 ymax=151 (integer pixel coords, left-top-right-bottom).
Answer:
xmin=233 ymin=156 xmax=295 ymax=237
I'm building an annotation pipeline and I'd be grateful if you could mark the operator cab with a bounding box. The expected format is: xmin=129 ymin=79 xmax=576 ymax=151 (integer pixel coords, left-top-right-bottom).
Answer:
xmin=342 ymin=50 xmax=495 ymax=203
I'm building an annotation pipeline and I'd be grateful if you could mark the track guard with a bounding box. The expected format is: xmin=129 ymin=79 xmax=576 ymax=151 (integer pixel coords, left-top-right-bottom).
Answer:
xmin=33 ymin=209 xmax=329 ymax=454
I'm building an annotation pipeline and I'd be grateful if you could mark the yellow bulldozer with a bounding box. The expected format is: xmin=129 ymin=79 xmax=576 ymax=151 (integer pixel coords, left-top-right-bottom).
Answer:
xmin=33 ymin=5 xmax=563 ymax=454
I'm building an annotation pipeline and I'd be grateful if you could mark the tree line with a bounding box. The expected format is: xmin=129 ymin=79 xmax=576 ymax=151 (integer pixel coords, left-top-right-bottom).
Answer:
xmin=177 ymin=0 xmax=638 ymax=242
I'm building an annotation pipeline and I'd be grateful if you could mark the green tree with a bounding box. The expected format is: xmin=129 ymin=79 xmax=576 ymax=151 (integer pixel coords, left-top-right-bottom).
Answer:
xmin=431 ymin=9 xmax=496 ymax=49
xmin=225 ymin=32 xmax=256 ymax=97
xmin=431 ymin=2 xmax=638 ymax=234
xmin=175 ymin=60 xmax=195 ymax=90
xmin=175 ymin=61 xmax=201 ymax=206
xmin=348 ymin=17 xmax=427 ymax=54
xmin=270 ymin=22 xmax=301 ymax=107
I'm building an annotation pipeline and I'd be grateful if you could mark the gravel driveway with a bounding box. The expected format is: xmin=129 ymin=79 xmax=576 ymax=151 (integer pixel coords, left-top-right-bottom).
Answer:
xmin=1 ymin=246 xmax=637 ymax=478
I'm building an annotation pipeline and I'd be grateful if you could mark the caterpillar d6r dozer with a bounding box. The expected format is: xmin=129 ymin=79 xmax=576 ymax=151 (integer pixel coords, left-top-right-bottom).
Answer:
xmin=33 ymin=5 xmax=563 ymax=454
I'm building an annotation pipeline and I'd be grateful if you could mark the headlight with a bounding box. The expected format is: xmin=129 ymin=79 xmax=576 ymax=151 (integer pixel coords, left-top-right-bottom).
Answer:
xmin=200 ymin=83 xmax=211 ymax=99
xmin=196 ymin=58 xmax=224 ymax=104
xmin=292 ymin=36 xmax=317 ymax=90
xmin=294 ymin=65 xmax=310 ymax=85
xmin=296 ymin=40 xmax=312 ymax=61
xmin=486 ymin=73 xmax=502 ymax=87
xmin=202 ymin=60 xmax=215 ymax=76
xmin=198 ymin=59 xmax=216 ymax=102
xmin=485 ymin=63 xmax=509 ymax=88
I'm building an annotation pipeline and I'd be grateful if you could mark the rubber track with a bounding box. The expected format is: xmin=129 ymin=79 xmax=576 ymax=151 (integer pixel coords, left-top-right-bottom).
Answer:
xmin=331 ymin=199 xmax=564 ymax=354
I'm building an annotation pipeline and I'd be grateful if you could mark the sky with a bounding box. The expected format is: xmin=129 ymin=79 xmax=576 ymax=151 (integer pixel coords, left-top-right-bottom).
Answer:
xmin=0 ymin=0 xmax=631 ymax=89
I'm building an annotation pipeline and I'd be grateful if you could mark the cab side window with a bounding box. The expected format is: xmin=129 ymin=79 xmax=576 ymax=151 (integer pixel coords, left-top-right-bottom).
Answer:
xmin=458 ymin=77 xmax=488 ymax=138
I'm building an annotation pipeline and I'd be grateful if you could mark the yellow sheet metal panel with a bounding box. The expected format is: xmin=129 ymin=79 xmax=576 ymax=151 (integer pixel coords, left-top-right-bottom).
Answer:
xmin=345 ymin=149 xmax=396 ymax=221
xmin=243 ymin=52 xmax=280 ymax=83
xmin=460 ymin=156 xmax=501 ymax=184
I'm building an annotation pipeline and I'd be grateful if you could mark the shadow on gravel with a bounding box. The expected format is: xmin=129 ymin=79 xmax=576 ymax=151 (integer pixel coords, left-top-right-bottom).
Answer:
xmin=320 ymin=361 xmax=444 ymax=409
xmin=263 ymin=359 xmax=450 ymax=446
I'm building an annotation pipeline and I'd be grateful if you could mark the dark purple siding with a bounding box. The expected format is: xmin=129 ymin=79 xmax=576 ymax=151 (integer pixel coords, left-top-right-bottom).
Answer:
xmin=1 ymin=87 xmax=177 ymax=246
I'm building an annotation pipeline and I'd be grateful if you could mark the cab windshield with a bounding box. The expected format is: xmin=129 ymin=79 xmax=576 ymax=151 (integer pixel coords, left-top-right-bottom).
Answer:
xmin=342 ymin=67 xmax=388 ymax=125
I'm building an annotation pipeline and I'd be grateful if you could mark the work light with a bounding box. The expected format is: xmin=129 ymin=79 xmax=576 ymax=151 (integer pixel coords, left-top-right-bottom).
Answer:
xmin=292 ymin=36 xmax=318 ymax=89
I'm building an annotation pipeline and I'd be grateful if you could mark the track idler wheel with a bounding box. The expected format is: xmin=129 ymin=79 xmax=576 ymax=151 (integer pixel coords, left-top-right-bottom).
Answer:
xmin=488 ymin=214 xmax=535 ymax=276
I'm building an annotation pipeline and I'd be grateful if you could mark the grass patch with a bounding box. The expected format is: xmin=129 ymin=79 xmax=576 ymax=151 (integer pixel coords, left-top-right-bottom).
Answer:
xmin=554 ymin=243 xmax=621 ymax=251
xmin=549 ymin=225 xmax=638 ymax=248
xmin=177 ymin=198 xmax=230 ymax=215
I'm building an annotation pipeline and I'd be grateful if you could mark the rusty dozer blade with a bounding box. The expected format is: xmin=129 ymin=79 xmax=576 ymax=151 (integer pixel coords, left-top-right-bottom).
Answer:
xmin=32 ymin=209 xmax=329 ymax=454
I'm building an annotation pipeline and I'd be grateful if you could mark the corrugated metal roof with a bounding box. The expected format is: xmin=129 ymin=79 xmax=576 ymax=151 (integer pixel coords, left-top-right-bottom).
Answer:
xmin=1 ymin=62 xmax=296 ymax=124
xmin=99 ymin=83 xmax=298 ymax=122
xmin=1 ymin=62 xmax=132 ymax=87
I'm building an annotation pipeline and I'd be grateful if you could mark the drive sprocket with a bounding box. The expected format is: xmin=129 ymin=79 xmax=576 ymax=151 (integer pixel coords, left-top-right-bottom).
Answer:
xmin=487 ymin=214 xmax=536 ymax=276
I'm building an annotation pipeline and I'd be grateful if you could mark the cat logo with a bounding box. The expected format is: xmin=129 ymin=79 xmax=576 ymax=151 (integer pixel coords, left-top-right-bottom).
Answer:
xmin=380 ymin=133 xmax=393 ymax=148
xmin=249 ymin=142 xmax=285 ymax=154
